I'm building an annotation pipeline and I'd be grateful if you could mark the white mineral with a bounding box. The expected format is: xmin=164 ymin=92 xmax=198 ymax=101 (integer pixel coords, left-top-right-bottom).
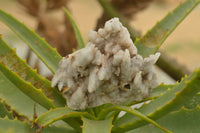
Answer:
xmin=52 ymin=18 xmax=160 ymax=110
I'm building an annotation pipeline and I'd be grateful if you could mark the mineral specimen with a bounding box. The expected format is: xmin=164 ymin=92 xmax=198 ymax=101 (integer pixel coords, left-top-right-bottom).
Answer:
xmin=52 ymin=17 xmax=160 ymax=110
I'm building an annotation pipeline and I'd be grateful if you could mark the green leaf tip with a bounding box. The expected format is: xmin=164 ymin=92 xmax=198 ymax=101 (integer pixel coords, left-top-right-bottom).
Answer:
xmin=135 ymin=0 xmax=200 ymax=57
xmin=63 ymin=7 xmax=85 ymax=49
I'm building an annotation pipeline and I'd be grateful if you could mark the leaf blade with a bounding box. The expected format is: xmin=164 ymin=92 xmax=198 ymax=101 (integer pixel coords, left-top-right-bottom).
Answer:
xmin=0 ymin=117 xmax=77 ymax=133
xmin=129 ymin=106 xmax=200 ymax=133
xmin=0 ymin=9 xmax=62 ymax=73
xmin=0 ymin=118 xmax=35 ymax=133
xmin=0 ymin=100 xmax=14 ymax=119
xmin=127 ymin=84 xmax=174 ymax=106
xmin=135 ymin=0 xmax=200 ymax=57
xmin=184 ymin=93 xmax=200 ymax=109
xmin=0 ymin=37 xmax=65 ymax=107
xmin=63 ymin=8 xmax=85 ymax=49
xmin=0 ymin=62 xmax=55 ymax=110
xmin=82 ymin=117 xmax=113 ymax=133
xmin=114 ymin=105 xmax=171 ymax=133
xmin=0 ymin=66 xmax=47 ymax=119
xmin=98 ymin=105 xmax=171 ymax=133
xmin=113 ymin=68 xmax=200 ymax=132
xmin=35 ymin=107 xmax=93 ymax=131
xmin=35 ymin=107 xmax=92 ymax=126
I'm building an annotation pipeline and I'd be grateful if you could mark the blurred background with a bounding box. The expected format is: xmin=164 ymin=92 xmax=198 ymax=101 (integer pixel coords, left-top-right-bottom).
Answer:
xmin=0 ymin=0 xmax=200 ymax=83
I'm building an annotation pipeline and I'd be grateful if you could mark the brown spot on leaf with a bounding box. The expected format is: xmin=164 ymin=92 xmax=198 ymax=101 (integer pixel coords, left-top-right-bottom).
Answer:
xmin=1 ymin=61 xmax=5 ymax=66
xmin=35 ymin=41 xmax=39 ymax=44
xmin=62 ymin=114 xmax=68 ymax=117
xmin=41 ymin=125 xmax=45 ymax=129
xmin=140 ymin=25 xmax=169 ymax=48
xmin=45 ymin=48 xmax=50 ymax=52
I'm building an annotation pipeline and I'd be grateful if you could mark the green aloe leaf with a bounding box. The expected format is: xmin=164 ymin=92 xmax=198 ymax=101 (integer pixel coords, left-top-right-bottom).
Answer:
xmin=0 ymin=9 xmax=62 ymax=73
xmin=82 ymin=117 xmax=113 ymax=133
xmin=0 ymin=118 xmax=35 ymax=133
xmin=35 ymin=107 xmax=94 ymax=132
xmin=0 ymin=100 xmax=13 ymax=119
xmin=117 ymin=106 xmax=171 ymax=133
xmin=0 ymin=62 xmax=55 ymax=110
xmin=63 ymin=8 xmax=85 ymax=49
xmin=41 ymin=126 xmax=77 ymax=133
xmin=183 ymin=93 xmax=200 ymax=109
xmin=128 ymin=83 xmax=200 ymax=109
xmin=146 ymin=84 xmax=175 ymax=104
xmin=0 ymin=63 xmax=80 ymax=131
xmin=0 ymin=37 xmax=82 ymax=131
xmin=0 ymin=117 xmax=77 ymax=133
xmin=98 ymin=105 xmax=171 ymax=133
xmin=35 ymin=107 xmax=94 ymax=127
xmin=149 ymin=84 xmax=200 ymax=110
xmin=113 ymin=68 xmax=200 ymax=132
xmin=0 ymin=65 xmax=47 ymax=119
xmin=0 ymin=37 xmax=65 ymax=107
xmin=135 ymin=0 xmax=200 ymax=57
xmin=127 ymin=84 xmax=174 ymax=106
xmin=0 ymin=128 xmax=13 ymax=133
xmin=129 ymin=106 xmax=200 ymax=133
xmin=149 ymin=84 xmax=174 ymax=98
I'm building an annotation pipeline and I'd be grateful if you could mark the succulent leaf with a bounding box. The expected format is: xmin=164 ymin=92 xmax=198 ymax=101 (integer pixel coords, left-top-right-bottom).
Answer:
xmin=0 ymin=100 xmax=14 ymax=119
xmin=35 ymin=107 xmax=95 ymax=132
xmin=0 ymin=117 xmax=76 ymax=133
xmin=135 ymin=0 xmax=200 ymax=57
xmin=129 ymin=106 xmax=200 ymax=133
xmin=0 ymin=9 xmax=62 ymax=73
xmin=0 ymin=62 xmax=55 ymax=110
xmin=82 ymin=117 xmax=113 ymax=133
xmin=113 ymin=68 xmax=200 ymax=132
xmin=63 ymin=8 xmax=85 ymax=49
xmin=0 ymin=37 xmax=65 ymax=107
xmin=98 ymin=104 xmax=171 ymax=133
xmin=0 ymin=66 xmax=47 ymax=119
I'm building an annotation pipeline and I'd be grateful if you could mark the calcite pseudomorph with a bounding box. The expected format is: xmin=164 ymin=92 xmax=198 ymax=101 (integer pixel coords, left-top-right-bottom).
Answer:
xmin=52 ymin=18 xmax=160 ymax=110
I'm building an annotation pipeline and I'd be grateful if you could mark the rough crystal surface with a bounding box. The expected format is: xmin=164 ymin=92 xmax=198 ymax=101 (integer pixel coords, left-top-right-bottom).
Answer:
xmin=52 ymin=18 xmax=160 ymax=110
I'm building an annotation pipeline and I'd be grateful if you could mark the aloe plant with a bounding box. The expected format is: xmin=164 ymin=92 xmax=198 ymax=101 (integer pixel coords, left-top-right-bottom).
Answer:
xmin=0 ymin=0 xmax=200 ymax=132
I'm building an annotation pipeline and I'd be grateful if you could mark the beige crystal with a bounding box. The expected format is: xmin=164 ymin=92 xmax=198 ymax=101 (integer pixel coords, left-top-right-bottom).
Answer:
xmin=52 ymin=18 xmax=160 ymax=110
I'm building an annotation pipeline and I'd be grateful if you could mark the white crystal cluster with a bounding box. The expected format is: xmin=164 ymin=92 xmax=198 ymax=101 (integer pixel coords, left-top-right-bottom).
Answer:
xmin=52 ymin=18 xmax=160 ymax=110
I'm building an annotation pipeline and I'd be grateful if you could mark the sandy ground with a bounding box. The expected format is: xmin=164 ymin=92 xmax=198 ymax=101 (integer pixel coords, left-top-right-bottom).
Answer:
xmin=0 ymin=0 xmax=200 ymax=76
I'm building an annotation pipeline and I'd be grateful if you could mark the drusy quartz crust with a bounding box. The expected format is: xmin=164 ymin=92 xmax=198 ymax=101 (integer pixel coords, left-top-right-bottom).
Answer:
xmin=52 ymin=18 xmax=160 ymax=110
